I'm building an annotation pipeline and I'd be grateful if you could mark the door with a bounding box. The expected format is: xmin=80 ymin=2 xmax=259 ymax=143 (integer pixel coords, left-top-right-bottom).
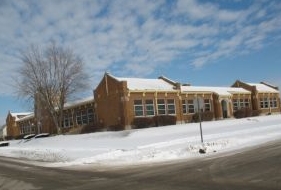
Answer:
xmin=221 ymin=100 xmax=228 ymax=118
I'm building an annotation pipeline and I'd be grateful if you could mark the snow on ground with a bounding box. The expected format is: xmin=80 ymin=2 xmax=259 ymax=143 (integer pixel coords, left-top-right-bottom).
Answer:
xmin=0 ymin=114 xmax=281 ymax=167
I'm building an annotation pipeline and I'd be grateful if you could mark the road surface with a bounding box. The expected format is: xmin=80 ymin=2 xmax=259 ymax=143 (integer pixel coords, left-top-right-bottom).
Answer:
xmin=0 ymin=140 xmax=281 ymax=190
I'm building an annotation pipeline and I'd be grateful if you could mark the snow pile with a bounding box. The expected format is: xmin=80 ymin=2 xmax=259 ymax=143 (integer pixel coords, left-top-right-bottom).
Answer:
xmin=0 ymin=115 xmax=281 ymax=167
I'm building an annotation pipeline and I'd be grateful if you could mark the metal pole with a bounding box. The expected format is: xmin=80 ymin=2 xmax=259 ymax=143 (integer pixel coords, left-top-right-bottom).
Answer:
xmin=197 ymin=98 xmax=203 ymax=143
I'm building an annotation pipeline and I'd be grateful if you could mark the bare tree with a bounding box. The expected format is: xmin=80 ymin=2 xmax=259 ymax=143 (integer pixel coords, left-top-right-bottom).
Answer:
xmin=16 ymin=42 xmax=89 ymax=134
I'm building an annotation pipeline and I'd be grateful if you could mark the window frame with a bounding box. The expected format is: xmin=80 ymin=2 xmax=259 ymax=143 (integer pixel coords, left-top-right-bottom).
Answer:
xmin=187 ymin=99 xmax=195 ymax=114
xmin=134 ymin=99 xmax=144 ymax=117
xmin=167 ymin=99 xmax=176 ymax=115
xmin=145 ymin=99 xmax=155 ymax=116
xmin=157 ymin=99 xmax=166 ymax=115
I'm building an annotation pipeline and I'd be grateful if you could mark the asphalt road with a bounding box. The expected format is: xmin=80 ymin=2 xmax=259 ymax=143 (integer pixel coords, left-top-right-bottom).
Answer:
xmin=0 ymin=140 xmax=281 ymax=190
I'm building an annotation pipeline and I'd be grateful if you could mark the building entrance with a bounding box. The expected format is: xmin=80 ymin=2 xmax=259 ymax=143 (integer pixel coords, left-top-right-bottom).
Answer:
xmin=221 ymin=100 xmax=228 ymax=118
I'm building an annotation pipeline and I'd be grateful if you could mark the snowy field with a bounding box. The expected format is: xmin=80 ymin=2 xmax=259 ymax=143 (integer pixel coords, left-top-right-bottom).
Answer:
xmin=0 ymin=114 xmax=281 ymax=168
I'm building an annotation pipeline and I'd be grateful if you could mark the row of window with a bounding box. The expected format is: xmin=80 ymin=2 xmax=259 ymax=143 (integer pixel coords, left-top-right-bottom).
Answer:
xmin=133 ymin=98 xmax=212 ymax=117
xmin=62 ymin=108 xmax=94 ymax=128
xmin=133 ymin=97 xmax=279 ymax=117
xmin=182 ymin=99 xmax=211 ymax=114
xmin=134 ymin=99 xmax=176 ymax=117
xmin=233 ymin=99 xmax=250 ymax=111
xmin=260 ymin=98 xmax=278 ymax=109
xmin=20 ymin=125 xmax=35 ymax=135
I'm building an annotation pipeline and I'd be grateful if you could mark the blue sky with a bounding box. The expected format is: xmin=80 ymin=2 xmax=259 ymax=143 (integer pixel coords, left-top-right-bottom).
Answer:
xmin=1 ymin=0 xmax=281 ymax=125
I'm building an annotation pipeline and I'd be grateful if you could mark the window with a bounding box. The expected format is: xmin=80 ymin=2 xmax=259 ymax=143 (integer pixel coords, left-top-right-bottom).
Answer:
xmin=187 ymin=100 xmax=195 ymax=113
xmin=87 ymin=109 xmax=94 ymax=123
xmin=145 ymin=99 xmax=155 ymax=116
xmin=157 ymin=99 xmax=166 ymax=115
xmin=82 ymin=110 xmax=88 ymax=124
xmin=273 ymin=98 xmax=278 ymax=108
xmin=63 ymin=114 xmax=70 ymax=128
xmin=63 ymin=113 xmax=73 ymax=128
xmin=204 ymin=99 xmax=211 ymax=111
xmin=260 ymin=98 xmax=269 ymax=108
xmin=233 ymin=99 xmax=250 ymax=110
xmin=134 ymin=100 xmax=144 ymax=116
xmin=264 ymin=98 xmax=269 ymax=108
xmin=167 ymin=99 xmax=175 ymax=114
xmin=20 ymin=126 xmax=24 ymax=134
xmin=269 ymin=97 xmax=278 ymax=108
xmin=244 ymin=99 xmax=250 ymax=108
xmin=239 ymin=99 xmax=245 ymax=108
xmin=233 ymin=99 xmax=238 ymax=111
xmin=20 ymin=124 xmax=34 ymax=134
xmin=182 ymin=99 xmax=196 ymax=114
xmin=31 ymin=125 xmax=35 ymax=133
xmin=260 ymin=98 xmax=264 ymax=109
xmin=76 ymin=111 xmax=82 ymax=125
xmin=260 ymin=98 xmax=269 ymax=109
xmin=182 ymin=100 xmax=187 ymax=114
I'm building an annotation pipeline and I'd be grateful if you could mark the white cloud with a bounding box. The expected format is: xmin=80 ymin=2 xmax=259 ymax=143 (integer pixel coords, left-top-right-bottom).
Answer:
xmin=0 ymin=0 xmax=281 ymax=96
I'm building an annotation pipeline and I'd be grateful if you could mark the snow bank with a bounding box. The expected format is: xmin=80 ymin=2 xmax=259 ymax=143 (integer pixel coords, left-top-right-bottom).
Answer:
xmin=0 ymin=115 xmax=281 ymax=167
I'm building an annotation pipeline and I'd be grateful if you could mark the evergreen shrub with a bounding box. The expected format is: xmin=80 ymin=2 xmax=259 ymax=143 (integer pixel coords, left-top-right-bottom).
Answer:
xmin=234 ymin=107 xmax=252 ymax=118
xmin=193 ymin=111 xmax=214 ymax=122
xmin=132 ymin=117 xmax=155 ymax=129
xmin=153 ymin=115 xmax=177 ymax=126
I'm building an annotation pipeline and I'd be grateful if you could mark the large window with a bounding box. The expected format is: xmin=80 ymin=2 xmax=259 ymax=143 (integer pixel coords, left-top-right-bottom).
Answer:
xmin=134 ymin=99 xmax=155 ymax=117
xmin=81 ymin=110 xmax=88 ymax=124
xmin=134 ymin=98 xmax=177 ymax=116
xmin=145 ymin=99 xmax=155 ymax=116
xmin=273 ymin=98 xmax=278 ymax=108
xmin=233 ymin=99 xmax=250 ymax=110
xmin=134 ymin=100 xmax=144 ymax=116
xmin=157 ymin=99 xmax=166 ymax=115
xmin=233 ymin=99 xmax=238 ymax=110
xmin=63 ymin=114 xmax=70 ymax=128
xmin=270 ymin=98 xmax=278 ymax=108
xmin=204 ymin=99 xmax=211 ymax=111
xmin=187 ymin=100 xmax=195 ymax=113
xmin=76 ymin=111 xmax=82 ymax=125
xmin=260 ymin=97 xmax=278 ymax=109
xmin=167 ymin=99 xmax=176 ymax=114
xmin=19 ymin=124 xmax=35 ymax=134
xmin=75 ymin=109 xmax=94 ymax=125
xmin=88 ymin=108 xmax=94 ymax=123
xmin=260 ymin=98 xmax=269 ymax=109
xmin=182 ymin=100 xmax=187 ymax=114
xmin=63 ymin=113 xmax=73 ymax=128
xmin=182 ymin=99 xmax=210 ymax=114
xmin=244 ymin=99 xmax=250 ymax=108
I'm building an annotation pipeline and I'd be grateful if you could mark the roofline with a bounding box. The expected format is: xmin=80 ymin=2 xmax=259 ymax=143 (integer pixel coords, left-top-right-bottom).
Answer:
xmin=17 ymin=113 xmax=35 ymax=122
xmin=260 ymin=82 xmax=279 ymax=91
xmin=158 ymin=76 xmax=178 ymax=86
xmin=63 ymin=97 xmax=94 ymax=110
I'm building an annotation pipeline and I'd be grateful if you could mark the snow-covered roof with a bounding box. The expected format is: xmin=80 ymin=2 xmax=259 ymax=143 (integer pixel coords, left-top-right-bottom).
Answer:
xmin=247 ymin=83 xmax=279 ymax=93
xmin=10 ymin=112 xmax=33 ymax=121
xmin=181 ymin=86 xmax=250 ymax=96
xmin=64 ymin=96 xmax=94 ymax=109
xmin=114 ymin=76 xmax=176 ymax=91
xmin=17 ymin=113 xmax=34 ymax=122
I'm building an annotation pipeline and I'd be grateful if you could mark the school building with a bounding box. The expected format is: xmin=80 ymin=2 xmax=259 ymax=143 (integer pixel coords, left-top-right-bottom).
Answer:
xmin=4 ymin=73 xmax=281 ymax=139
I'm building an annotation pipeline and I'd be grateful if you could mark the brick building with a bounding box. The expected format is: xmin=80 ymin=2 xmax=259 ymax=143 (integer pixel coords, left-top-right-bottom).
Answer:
xmin=232 ymin=80 xmax=281 ymax=115
xmin=5 ymin=73 xmax=281 ymax=138
xmin=94 ymin=73 xmax=256 ymax=129
xmin=5 ymin=97 xmax=95 ymax=138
